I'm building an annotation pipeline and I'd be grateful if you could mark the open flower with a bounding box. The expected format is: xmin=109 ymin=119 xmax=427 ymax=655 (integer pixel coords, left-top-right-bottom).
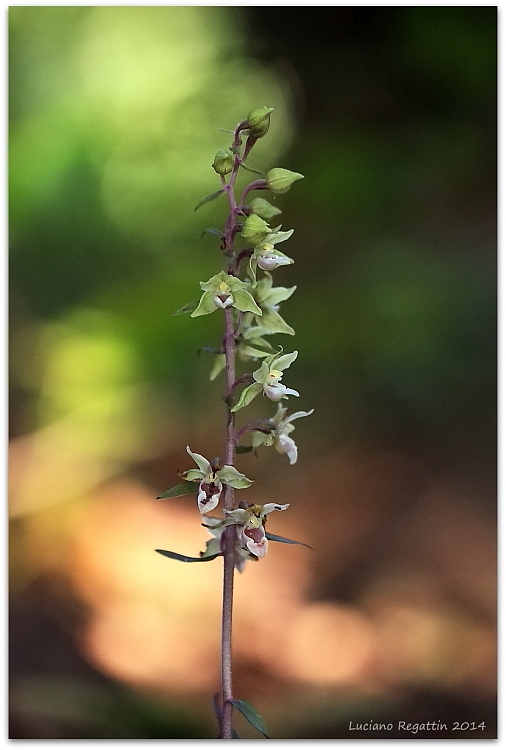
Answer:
xmin=231 ymin=350 xmax=299 ymax=413
xmin=243 ymin=272 xmax=296 ymax=336
xmin=191 ymin=271 xmax=262 ymax=317
xmin=201 ymin=503 xmax=289 ymax=568
xmin=251 ymin=404 xmax=314 ymax=465
xmin=226 ymin=503 xmax=290 ymax=559
xmin=248 ymin=227 xmax=294 ymax=284
xmin=182 ymin=446 xmax=253 ymax=513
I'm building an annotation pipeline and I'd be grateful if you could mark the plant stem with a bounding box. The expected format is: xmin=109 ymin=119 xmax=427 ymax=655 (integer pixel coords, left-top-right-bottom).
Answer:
xmin=219 ymin=125 xmax=247 ymax=738
xmin=220 ymin=305 xmax=236 ymax=739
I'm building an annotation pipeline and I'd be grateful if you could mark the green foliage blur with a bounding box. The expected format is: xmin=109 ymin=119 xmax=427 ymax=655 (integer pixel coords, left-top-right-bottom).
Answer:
xmin=9 ymin=6 xmax=496 ymax=740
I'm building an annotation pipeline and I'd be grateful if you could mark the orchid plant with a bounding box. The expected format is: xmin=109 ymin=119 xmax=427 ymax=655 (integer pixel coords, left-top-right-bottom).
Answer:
xmin=156 ymin=108 xmax=312 ymax=739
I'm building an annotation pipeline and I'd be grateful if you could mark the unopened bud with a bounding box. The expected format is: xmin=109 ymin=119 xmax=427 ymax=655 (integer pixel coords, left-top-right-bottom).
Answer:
xmin=241 ymin=214 xmax=270 ymax=245
xmin=212 ymin=149 xmax=234 ymax=175
xmin=250 ymin=197 xmax=282 ymax=221
xmin=266 ymin=168 xmax=304 ymax=196
xmin=247 ymin=107 xmax=274 ymax=138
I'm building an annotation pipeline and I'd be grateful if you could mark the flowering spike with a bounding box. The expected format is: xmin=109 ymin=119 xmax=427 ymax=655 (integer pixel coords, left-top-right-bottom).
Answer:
xmin=156 ymin=111 xmax=312 ymax=739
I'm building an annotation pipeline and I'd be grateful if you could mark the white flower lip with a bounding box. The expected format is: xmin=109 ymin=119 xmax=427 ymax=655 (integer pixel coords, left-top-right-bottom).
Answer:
xmin=263 ymin=382 xmax=300 ymax=401
xmin=275 ymin=434 xmax=298 ymax=464
xmin=257 ymin=254 xmax=292 ymax=272
xmin=213 ymin=293 xmax=233 ymax=309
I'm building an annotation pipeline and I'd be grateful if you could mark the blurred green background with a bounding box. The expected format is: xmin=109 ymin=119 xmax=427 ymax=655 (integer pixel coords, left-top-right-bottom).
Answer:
xmin=9 ymin=6 xmax=496 ymax=739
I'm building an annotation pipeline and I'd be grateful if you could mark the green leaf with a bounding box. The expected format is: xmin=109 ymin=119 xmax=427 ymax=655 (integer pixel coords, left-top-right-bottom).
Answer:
xmin=229 ymin=699 xmax=270 ymax=738
xmin=172 ymin=299 xmax=200 ymax=316
xmin=236 ymin=445 xmax=253 ymax=454
xmin=155 ymin=549 xmax=221 ymax=563
xmin=156 ymin=482 xmax=196 ymax=500
xmin=194 ymin=189 xmax=225 ymax=212
xmin=200 ymin=227 xmax=223 ymax=239
xmin=240 ymin=162 xmax=264 ymax=176
xmin=265 ymin=532 xmax=313 ymax=549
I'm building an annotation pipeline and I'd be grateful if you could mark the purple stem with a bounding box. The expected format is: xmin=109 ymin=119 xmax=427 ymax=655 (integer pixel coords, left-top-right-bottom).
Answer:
xmin=219 ymin=119 xmax=252 ymax=739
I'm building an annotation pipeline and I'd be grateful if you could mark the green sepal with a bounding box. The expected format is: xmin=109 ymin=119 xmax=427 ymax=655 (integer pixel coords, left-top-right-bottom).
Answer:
xmin=156 ymin=481 xmax=196 ymax=499
xmin=240 ymin=340 xmax=275 ymax=358
xmin=229 ymin=699 xmax=270 ymax=739
xmin=191 ymin=291 xmax=216 ymax=317
xmin=155 ymin=549 xmax=221 ymax=563
xmin=172 ymin=299 xmax=200 ymax=316
xmin=232 ymin=289 xmax=262 ymax=315
xmin=265 ymin=532 xmax=313 ymax=549
xmin=255 ymin=308 xmax=295 ymax=336
xmin=219 ymin=465 xmax=253 ymax=489
xmin=231 ymin=382 xmax=263 ymax=413
xmin=194 ymin=188 xmax=225 ymax=212
xmin=185 ymin=446 xmax=211 ymax=475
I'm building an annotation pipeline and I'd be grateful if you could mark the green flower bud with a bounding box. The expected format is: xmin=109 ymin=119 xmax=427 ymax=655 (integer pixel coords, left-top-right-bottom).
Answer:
xmin=241 ymin=214 xmax=270 ymax=245
xmin=247 ymin=107 xmax=274 ymax=138
xmin=250 ymin=197 xmax=282 ymax=221
xmin=212 ymin=149 xmax=235 ymax=175
xmin=266 ymin=168 xmax=304 ymax=196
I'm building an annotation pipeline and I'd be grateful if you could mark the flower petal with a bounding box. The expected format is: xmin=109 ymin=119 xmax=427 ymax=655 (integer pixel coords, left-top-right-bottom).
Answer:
xmin=261 ymin=503 xmax=290 ymax=515
xmin=275 ymin=434 xmax=298 ymax=464
xmin=197 ymin=479 xmax=222 ymax=514
xmin=242 ymin=526 xmax=268 ymax=559
xmin=281 ymin=408 xmax=315 ymax=426
xmin=273 ymin=350 xmax=298 ymax=371
xmin=182 ymin=469 xmax=205 ymax=482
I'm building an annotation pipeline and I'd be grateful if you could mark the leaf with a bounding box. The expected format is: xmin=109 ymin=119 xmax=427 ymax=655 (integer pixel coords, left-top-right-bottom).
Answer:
xmin=172 ymin=299 xmax=200 ymax=316
xmin=236 ymin=445 xmax=253 ymax=454
xmin=229 ymin=699 xmax=270 ymax=738
xmin=265 ymin=532 xmax=313 ymax=549
xmin=194 ymin=189 xmax=225 ymax=212
xmin=200 ymin=227 xmax=223 ymax=239
xmin=156 ymin=481 xmax=196 ymax=499
xmin=240 ymin=162 xmax=264 ymax=176
xmin=209 ymin=353 xmax=226 ymax=381
xmin=155 ymin=549 xmax=221 ymax=563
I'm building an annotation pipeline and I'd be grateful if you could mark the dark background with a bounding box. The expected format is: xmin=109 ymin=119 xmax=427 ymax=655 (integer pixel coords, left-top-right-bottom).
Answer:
xmin=9 ymin=7 xmax=496 ymax=739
